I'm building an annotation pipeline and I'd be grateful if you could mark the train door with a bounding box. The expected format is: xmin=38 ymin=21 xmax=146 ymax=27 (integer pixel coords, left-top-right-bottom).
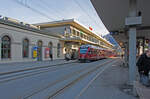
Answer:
xmin=37 ymin=40 xmax=43 ymax=61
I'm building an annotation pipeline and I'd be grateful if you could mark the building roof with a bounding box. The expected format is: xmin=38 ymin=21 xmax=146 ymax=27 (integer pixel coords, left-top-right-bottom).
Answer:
xmin=0 ymin=16 xmax=62 ymax=38
xmin=34 ymin=19 xmax=114 ymax=47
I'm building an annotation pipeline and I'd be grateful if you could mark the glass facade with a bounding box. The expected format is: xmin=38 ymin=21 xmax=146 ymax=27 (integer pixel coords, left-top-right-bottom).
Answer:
xmin=69 ymin=28 xmax=109 ymax=47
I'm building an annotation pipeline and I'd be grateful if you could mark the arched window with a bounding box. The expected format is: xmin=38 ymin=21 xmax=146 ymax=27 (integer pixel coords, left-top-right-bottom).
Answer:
xmin=57 ymin=43 xmax=60 ymax=58
xmin=1 ymin=35 xmax=11 ymax=59
xmin=38 ymin=41 xmax=42 ymax=47
xmin=23 ymin=39 xmax=29 ymax=58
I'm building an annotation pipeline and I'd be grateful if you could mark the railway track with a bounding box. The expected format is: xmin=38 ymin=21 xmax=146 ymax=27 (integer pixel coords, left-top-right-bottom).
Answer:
xmin=20 ymin=59 xmax=117 ymax=99
xmin=48 ymin=59 xmax=119 ymax=99
xmin=0 ymin=62 xmax=78 ymax=84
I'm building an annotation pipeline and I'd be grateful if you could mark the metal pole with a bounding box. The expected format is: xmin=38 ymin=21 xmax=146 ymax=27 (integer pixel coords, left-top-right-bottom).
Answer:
xmin=124 ymin=42 xmax=128 ymax=67
xmin=128 ymin=0 xmax=137 ymax=84
xmin=137 ymin=41 xmax=140 ymax=56
xmin=0 ymin=41 xmax=1 ymax=60
xmin=149 ymin=41 xmax=150 ymax=49
xmin=143 ymin=38 xmax=145 ymax=53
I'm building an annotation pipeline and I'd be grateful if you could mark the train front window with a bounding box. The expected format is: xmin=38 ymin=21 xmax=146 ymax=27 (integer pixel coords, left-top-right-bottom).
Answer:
xmin=80 ymin=49 xmax=88 ymax=54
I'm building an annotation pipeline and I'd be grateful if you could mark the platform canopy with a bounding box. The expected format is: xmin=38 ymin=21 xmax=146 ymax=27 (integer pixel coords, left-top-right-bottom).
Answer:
xmin=91 ymin=0 xmax=150 ymax=45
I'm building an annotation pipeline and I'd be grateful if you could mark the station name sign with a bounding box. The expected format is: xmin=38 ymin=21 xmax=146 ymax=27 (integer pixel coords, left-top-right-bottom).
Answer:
xmin=125 ymin=16 xmax=142 ymax=26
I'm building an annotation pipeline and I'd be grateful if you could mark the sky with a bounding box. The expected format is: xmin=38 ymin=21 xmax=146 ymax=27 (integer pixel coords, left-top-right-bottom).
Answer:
xmin=0 ymin=0 xmax=109 ymax=36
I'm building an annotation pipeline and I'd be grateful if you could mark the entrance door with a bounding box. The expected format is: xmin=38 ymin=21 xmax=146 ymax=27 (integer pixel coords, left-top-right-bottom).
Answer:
xmin=37 ymin=41 xmax=42 ymax=61
xmin=48 ymin=42 xmax=53 ymax=56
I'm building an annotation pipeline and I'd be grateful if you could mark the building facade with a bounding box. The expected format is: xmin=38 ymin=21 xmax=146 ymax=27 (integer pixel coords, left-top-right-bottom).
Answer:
xmin=35 ymin=19 xmax=114 ymax=58
xmin=0 ymin=17 xmax=64 ymax=63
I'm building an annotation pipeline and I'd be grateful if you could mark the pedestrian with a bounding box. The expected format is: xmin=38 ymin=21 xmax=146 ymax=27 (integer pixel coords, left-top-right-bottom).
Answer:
xmin=136 ymin=49 xmax=150 ymax=86
xmin=65 ymin=52 xmax=70 ymax=61
xmin=71 ymin=52 xmax=75 ymax=60
xmin=50 ymin=53 xmax=53 ymax=61
xmin=121 ymin=54 xmax=124 ymax=59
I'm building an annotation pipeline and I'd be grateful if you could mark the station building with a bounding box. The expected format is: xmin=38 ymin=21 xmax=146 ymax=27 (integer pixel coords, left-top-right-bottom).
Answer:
xmin=0 ymin=16 xmax=64 ymax=63
xmin=35 ymin=19 xmax=114 ymax=58
xmin=0 ymin=16 xmax=114 ymax=63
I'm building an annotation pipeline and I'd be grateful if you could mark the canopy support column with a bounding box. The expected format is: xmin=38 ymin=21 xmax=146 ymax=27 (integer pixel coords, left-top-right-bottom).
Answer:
xmin=128 ymin=28 xmax=137 ymax=84
xmin=128 ymin=0 xmax=137 ymax=84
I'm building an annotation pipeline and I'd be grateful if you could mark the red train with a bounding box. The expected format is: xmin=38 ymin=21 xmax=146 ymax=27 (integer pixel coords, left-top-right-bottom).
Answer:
xmin=78 ymin=45 xmax=115 ymax=62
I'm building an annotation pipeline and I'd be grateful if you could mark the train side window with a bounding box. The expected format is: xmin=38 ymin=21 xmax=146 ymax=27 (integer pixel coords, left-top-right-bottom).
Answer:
xmin=91 ymin=49 xmax=93 ymax=54
xmin=95 ymin=49 xmax=96 ymax=54
xmin=88 ymin=49 xmax=91 ymax=54
xmin=88 ymin=51 xmax=91 ymax=54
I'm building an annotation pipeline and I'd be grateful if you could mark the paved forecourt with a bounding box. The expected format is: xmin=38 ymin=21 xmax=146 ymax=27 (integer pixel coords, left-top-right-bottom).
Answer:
xmin=78 ymin=59 xmax=138 ymax=99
